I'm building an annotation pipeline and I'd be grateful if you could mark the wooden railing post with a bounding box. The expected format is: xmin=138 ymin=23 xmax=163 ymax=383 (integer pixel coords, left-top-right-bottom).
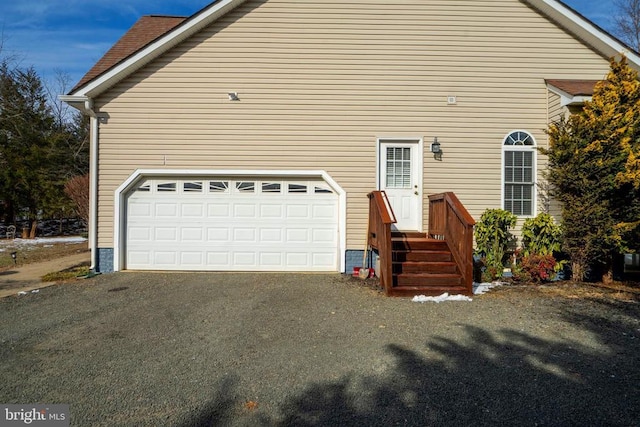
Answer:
xmin=367 ymin=191 xmax=396 ymax=295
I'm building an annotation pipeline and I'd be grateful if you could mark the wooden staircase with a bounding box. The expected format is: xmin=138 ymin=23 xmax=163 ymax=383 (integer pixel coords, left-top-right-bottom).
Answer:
xmin=390 ymin=231 xmax=467 ymax=297
xmin=367 ymin=191 xmax=475 ymax=297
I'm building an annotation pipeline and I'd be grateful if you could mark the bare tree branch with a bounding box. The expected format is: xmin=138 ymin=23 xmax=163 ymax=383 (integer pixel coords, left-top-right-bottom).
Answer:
xmin=615 ymin=0 xmax=640 ymax=52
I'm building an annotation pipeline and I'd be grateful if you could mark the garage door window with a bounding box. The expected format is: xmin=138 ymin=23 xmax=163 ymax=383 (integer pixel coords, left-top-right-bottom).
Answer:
xmin=288 ymin=183 xmax=307 ymax=193
xmin=209 ymin=181 xmax=229 ymax=193
xmin=262 ymin=182 xmax=282 ymax=193
xmin=236 ymin=182 xmax=255 ymax=193
xmin=183 ymin=182 xmax=203 ymax=193
xmin=157 ymin=182 xmax=177 ymax=192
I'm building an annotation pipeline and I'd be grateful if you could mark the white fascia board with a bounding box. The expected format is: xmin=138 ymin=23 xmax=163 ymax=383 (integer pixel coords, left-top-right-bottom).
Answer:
xmin=58 ymin=95 xmax=92 ymax=114
xmin=523 ymin=0 xmax=640 ymax=69
xmin=70 ymin=0 xmax=248 ymax=98
xmin=113 ymin=169 xmax=347 ymax=272
xmin=546 ymin=83 xmax=592 ymax=106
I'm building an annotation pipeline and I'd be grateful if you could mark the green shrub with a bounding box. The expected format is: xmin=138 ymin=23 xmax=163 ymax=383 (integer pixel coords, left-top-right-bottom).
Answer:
xmin=521 ymin=213 xmax=563 ymax=256
xmin=474 ymin=209 xmax=517 ymax=281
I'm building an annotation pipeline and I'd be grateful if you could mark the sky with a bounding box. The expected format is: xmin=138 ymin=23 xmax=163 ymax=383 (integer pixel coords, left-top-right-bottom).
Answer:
xmin=0 ymin=0 xmax=618 ymax=90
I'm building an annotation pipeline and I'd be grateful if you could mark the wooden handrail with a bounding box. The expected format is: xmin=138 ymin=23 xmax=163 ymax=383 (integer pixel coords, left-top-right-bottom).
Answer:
xmin=367 ymin=191 xmax=396 ymax=294
xmin=428 ymin=192 xmax=476 ymax=295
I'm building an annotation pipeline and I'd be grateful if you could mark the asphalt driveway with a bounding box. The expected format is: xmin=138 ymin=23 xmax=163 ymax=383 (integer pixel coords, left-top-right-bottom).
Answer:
xmin=1 ymin=272 xmax=639 ymax=426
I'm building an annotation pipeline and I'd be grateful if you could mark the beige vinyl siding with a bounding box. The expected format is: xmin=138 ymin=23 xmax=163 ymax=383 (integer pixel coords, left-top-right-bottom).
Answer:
xmin=543 ymin=90 xmax=564 ymax=220
xmin=94 ymin=0 xmax=612 ymax=249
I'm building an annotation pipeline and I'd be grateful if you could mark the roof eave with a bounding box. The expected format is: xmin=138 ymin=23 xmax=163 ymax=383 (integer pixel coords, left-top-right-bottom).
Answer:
xmin=546 ymin=83 xmax=592 ymax=106
xmin=69 ymin=0 xmax=248 ymax=98
xmin=522 ymin=0 xmax=640 ymax=70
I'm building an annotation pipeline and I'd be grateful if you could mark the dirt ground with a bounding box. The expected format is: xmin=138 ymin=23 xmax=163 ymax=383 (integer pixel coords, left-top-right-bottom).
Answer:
xmin=0 ymin=239 xmax=90 ymax=298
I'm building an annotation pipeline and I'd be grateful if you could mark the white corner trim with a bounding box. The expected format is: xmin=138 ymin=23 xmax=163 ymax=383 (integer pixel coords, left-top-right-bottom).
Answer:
xmin=71 ymin=0 xmax=249 ymax=98
xmin=113 ymin=169 xmax=347 ymax=272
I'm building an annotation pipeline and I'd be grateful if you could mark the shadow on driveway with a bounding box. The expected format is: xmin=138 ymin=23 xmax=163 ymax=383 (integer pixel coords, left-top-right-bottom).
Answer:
xmin=181 ymin=298 xmax=639 ymax=426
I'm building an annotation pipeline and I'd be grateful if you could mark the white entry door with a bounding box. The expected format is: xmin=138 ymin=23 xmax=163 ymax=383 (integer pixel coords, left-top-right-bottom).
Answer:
xmin=379 ymin=140 xmax=422 ymax=231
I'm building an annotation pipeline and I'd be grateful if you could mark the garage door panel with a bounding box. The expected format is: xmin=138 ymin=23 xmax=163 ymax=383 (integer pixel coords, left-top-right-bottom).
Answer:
xmin=260 ymin=204 xmax=284 ymax=218
xmin=234 ymin=252 xmax=257 ymax=266
xmin=234 ymin=228 xmax=257 ymax=242
xmin=234 ymin=204 xmax=257 ymax=217
xmin=313 ymin=204 xmax=337 ymax=218
xmin=181 ymin=227 xmax=204 ymax=241
xmin=312 ymin=229 xmax=337 ymax=243
xmin=260 ymin=252 xmax=283 ymax=266
xmin=180 ymin=252 xmax=204 ymax=266
xmin=154 ymin=251 xmax=178 ymax=265
xmin=286 ymin=205 xmax=309 ymax=218
xmin=207 ymin=228 xmax=230 ymax=242
xmin=128 ymin=227 xmax=151 ymax=241
xmin=155 ymin=203 xmax=178 ymax=217
xmin=208 ymin=203 xmax=230 ymax=218
xmin=126 ymin=178 xmax=339 ymax=271
xmin=155 ymin=227 xmax=178 ymax=241
xmin=129 ymin=202 xmax=151 ymax=218
xmin=260 ymin=229 xmax=283 ymax=242
xmin=313 ymin=253 xmax=336 ymax=266
xmin=207 ymin=252 xmax=230 ymax=267
xmin=181 ymin=203 xmax=204 ymax=217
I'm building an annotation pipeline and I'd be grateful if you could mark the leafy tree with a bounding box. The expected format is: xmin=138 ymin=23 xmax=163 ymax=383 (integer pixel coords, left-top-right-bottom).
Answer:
xmin=545 ymin=56 xmax=640 ymax=282
xmin=0 ymin=58 xmax=88 ymax=235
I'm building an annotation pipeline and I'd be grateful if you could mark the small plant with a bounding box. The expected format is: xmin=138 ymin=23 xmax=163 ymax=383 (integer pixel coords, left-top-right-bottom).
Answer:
xmin=474 ymin=209 xmax=517 ymax=281
xmin=512 ymin=253 xmax=559 ymax=283
xmin=517 ymin=213 xmax=567 ymax=281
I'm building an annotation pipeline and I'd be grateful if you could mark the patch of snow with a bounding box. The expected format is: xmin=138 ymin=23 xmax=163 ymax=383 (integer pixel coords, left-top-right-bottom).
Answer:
xmin=0 ymin=236 xmax=86 ymax=247
xmin=412 ymin=293 xmax=473 ymax=303
xmin=473 ymin=281 xmax=503 ymax=295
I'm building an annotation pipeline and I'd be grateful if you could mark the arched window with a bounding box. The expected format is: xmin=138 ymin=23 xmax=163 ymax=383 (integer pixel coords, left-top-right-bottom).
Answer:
xmin=503 ymin=130 xmax=536 ymax=216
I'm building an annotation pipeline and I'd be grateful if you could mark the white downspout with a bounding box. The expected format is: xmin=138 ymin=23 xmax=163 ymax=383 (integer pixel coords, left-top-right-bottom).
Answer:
xmin=88 ymin=115 xmax=99 ymax=271
xmin=83 ymin=99 xmax=99 ymax=272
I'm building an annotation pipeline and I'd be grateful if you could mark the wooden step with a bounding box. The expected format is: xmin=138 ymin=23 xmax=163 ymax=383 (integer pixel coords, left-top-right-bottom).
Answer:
xmin=391 ymin=231 xmax=427 ymax=239
xmin=393 ymin=261 xmax=458 ymax=274
xmin=392 ymin=250 xmax=452 ymax=263
xmin=392 ymin=238 xmax=449 ymax=251
xmin=393 ymin=273 xmax=462 ymax=287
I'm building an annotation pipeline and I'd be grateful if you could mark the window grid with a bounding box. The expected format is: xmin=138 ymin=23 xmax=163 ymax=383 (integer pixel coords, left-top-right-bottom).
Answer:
xmin=385 ymin=147 xmax=411 ymax=189
xmin=503 ymin=131 xmax=535 ymax=216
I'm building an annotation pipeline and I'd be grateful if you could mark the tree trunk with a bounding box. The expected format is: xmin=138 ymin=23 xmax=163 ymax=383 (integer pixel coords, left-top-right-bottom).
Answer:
xmin=29 ymin=219 xmax=38 ymax=239
xmin=571 ymin=261 xmax=585 ymax=282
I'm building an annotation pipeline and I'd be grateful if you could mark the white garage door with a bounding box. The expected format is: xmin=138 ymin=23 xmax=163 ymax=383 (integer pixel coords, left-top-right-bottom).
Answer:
xmin=125 ymin=178 xmax=339 ymax=271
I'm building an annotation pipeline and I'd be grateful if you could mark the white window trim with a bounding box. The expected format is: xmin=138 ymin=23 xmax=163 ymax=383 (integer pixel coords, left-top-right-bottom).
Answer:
xmin=501 ymin=130 xmax=537 ymax=217
xmin=114 ymin=169 xmax=346 ymax=272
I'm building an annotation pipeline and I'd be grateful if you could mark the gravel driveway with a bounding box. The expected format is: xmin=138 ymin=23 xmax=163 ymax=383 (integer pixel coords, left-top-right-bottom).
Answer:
xmin=1 ymin=272 xmax=639 ymax=426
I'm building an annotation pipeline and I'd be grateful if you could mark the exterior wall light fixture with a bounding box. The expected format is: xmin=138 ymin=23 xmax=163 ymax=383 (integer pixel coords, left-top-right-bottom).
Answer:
xmin=228 ymin=92 xmax=239 ymax=101
xmin=430 ymin=137 xmax=442 ymax=160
